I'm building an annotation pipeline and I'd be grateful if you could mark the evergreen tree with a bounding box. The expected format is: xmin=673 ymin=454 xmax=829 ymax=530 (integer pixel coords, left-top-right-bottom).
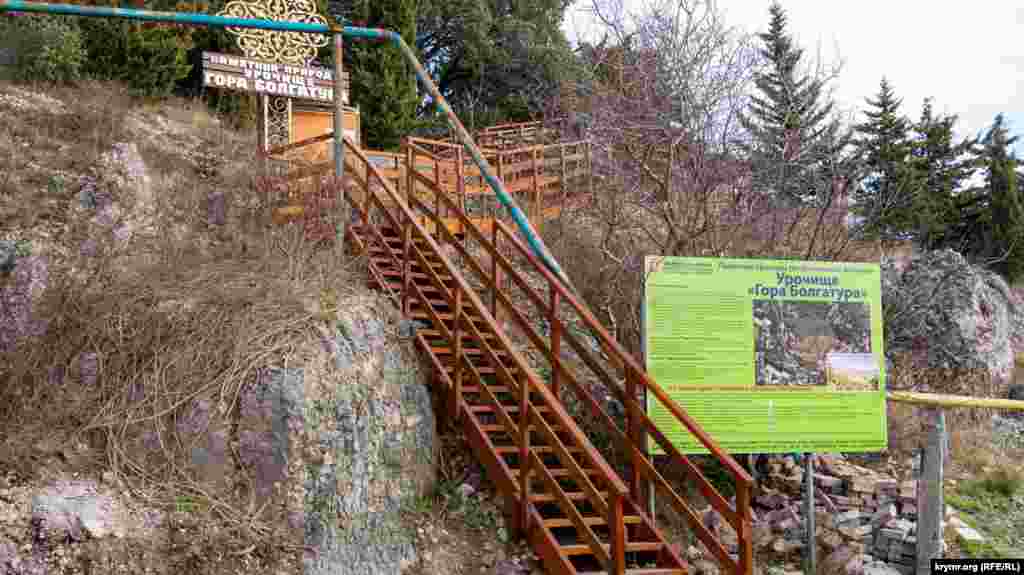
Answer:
xmin=907 ymin=99 xmax=979 ymax=251
xmin=978 ymin=114 xmax=1024 ymax=281
xmin=852 ymin=77 xmax=919 ymax=239
xmin=343 ymin=0 xmax=422 ymax=151
xmin=739 ymin=2 xmax=847 ymax=207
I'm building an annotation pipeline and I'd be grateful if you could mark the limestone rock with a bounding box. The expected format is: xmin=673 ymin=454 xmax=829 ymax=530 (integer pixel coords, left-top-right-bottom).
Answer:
xmin=883 ymin=249 xmax=1021 ymax=388
xmin=30 ymin=479 xmax=143 ymax=541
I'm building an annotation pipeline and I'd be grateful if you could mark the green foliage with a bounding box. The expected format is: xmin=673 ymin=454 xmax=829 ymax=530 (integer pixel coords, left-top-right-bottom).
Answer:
xmin=416 ymin=0 xmax=578 ymax=125
xmin=78 ymin=2 xmax=193 ymax=98
xmin=738 ymin=2 xmax=852 ymax=208
xmin=905 ymin=98 xmax=980 ymax=251
xmin=173 ymin=0 xmax=259 ymax=128
xmin=0 ymin=14 xmax=86 ymax=84
xmin=978 ymin=115 xmax=1024 ymax=282
xmin=342 ymin=0 xmax=423 ymax=150
xmin=852 ymin=78 xmax=921 ymax=239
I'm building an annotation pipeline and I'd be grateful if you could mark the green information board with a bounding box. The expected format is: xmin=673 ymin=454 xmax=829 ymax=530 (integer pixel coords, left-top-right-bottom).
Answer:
xmin=643 ymin=256 xmax=886 ymax=455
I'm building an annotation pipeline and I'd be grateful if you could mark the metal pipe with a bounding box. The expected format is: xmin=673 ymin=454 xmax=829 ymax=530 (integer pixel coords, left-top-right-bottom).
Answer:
xmin=332 ymin=31 xmax=346 ymax=245
xmin=0 ymin=0 xmax=575 ymax=291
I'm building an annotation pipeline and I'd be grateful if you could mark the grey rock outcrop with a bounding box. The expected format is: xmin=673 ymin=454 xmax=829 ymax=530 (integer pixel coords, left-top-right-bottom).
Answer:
xmin=883 ymin=249 xmax=1022 ymax=388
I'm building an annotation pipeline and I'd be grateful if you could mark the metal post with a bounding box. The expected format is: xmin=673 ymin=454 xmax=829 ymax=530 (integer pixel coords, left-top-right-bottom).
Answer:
xmin=332 ymin=31 xmax=347 ymax=245
xmin=804 ymin=453 xmax=816 ymax=575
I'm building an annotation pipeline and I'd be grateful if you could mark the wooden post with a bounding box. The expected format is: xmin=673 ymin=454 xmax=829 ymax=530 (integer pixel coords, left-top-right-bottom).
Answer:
xmin=491 ymin=224 xmax=502 ymax=326
xmin=451 ymin=288 xmax=464 ymax=422
xmin=531 ymin=146 xmax=541 ymax=232
xmin=916 ymin=407 xmax=946 ymax=575
xmin=256 ymin=94 xmax=268 ymax=175
xmin=456 ymin=146 xmax=465 ymax=210
xmin=609 ymin=493 xmax=626 ymax=575
xmin=518 ymin=373 xmax=531 ymax=536
xmin=736 ymin=480 xmax=754 ymax=575
xmin=433 ymin=153 xmax=442 ymax=223
xmin=402 ymin=223 xmax=412 ymax=316
xmin=549 ymin=286 xmax=561 ymax=399
xmin=626 ymin=372 xmax=641 ymax=503
xmin=559 ymin=143 xmax=568 ymax=205
xmin=495 ymin=152 xmax=504 ymax=221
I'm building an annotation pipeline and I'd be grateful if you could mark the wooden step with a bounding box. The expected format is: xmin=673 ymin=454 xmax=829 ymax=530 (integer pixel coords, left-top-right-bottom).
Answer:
xmin=511 ymin=467 xmax=602 ymax=479
xmin=431 ymin=346 xmax=509 ymax=357
xmin=581 ymin=564 xmax=684 ymax=568
xmin=494 ymin=445 xmax=582 ymax=455
xmin=542 ymin=515 xmax=643 ymax=529
xmin=562 ymin=542 xmax=663 ymax=556
xmin=530 ymin=491 xmax=608 ymax=504
xmin=370 ymin=256 xmax=446 ymax=271
xmin=421 ymin=329 xmax=498 ymax=341
xmin=479 ymin=423 xmax=566 ymax=434
xmin=469 ymin=404 xmax=550 ymax=415
xmin=411 ymin=310 xmax=488 ymax=323
xmin=378 ymin=268 xmax=454 ymax=282
xmin=446 ymin=365 xmax=519 ymax=377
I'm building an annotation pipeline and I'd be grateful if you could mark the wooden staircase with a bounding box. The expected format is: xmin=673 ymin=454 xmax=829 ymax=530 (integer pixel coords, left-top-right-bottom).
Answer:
xmin=341 ymin=135 xmax=754 ymax=575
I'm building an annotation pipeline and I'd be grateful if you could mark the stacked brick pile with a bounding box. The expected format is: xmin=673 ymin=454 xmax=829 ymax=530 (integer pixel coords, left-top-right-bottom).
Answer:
xmin=695 ymin=454 xmax=931 ymax=575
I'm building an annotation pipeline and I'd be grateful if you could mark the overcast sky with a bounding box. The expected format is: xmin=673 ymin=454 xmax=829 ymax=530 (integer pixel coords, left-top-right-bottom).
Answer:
xmin=562 ymin=0 xmax=1024 ymax=155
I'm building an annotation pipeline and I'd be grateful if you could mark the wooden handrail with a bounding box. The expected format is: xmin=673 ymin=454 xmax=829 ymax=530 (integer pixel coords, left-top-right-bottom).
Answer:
xmin=406 ymin=140 xmax=751 ymax=575
xmin=264 ymin=132 xmax=335 ymax=158
xmin=351 ymin=139 xmax=631 ymax=565
xmin=490 ymin=219 xmax=753 ymax=573
xmin=494 ymin=219 xmax=753 ymax=485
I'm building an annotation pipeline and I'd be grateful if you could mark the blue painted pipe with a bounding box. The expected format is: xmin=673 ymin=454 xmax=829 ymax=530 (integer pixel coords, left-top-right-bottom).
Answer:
xmin=0 ymin=0 xmax=575 ymax=291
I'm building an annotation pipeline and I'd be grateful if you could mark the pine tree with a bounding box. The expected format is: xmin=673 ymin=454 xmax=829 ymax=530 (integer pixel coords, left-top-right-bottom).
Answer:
xmin=344 ymin=0 xmax=422 ymax=151
xmin=739 ymin=2 xmax=845 ymax=207
xmin=852 ymin=77 xmax=919 ymax=239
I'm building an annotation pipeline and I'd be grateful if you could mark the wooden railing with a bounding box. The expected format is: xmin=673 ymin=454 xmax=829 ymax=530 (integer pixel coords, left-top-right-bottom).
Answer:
xmin=264 ymin=132 xmax=592 ymax=234
xmin=342 ymin=135 xmax=636 ymax=573
xmin=404 ymin=139 xmax=754 ymax=575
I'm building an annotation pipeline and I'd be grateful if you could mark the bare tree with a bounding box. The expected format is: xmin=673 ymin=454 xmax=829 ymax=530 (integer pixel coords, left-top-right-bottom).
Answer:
xmin=546 ymin=0 xmax=860 ymax=352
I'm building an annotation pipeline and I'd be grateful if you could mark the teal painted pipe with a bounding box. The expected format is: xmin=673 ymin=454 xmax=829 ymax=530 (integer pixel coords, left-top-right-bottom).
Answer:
xmin=0 ymin=0 xmax=574 ymax=291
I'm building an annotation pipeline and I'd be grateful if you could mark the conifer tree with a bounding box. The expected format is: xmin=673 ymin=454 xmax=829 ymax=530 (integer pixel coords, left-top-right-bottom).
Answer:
xmin=852 ymin=77 xmax=919 ymax=239
xmin=907 ymin=99 xmax=979 ymax=251
xmin=343 ymin=0 xmax=422 ymax=151
xmin=978 ymin=114 xmax=1024 ymax=281
xmin=739 ymin=2 xmax=846 ymax=207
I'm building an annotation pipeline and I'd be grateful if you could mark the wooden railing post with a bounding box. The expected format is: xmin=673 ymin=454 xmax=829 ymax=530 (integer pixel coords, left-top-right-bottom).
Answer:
xmin=491 ymin=224 xmax=502 ymax=326
xmin=532 ymin=146 xmax=541 ymax=232
xmin=456 ymin=145 xmax=466 ymax=215
xmin=736 ymin=480 xmax=754 ymax=575
xmin=518 ymin=375 xmax=531 ymax=536
xmin=559 ymin=143 xmax=568 ymax=203
xmin=405 ymin=142 xmax=414 ymax=208
xmin=549 ymin=286 xmax=561 ymax=399
xmin=626 ymin=370 xmax=642 ymax=503
xmin=609 ymin=492 xmax=626 ymax=575
xmin=433 ymin=153 xmax=442 ymax=223
xmin=495 ymin=151 xmax=504 ymax=221
xmin=402 ymin=222 xmax=412 ymax=316
xmin=451 ymin=287 xmax=464 ymax=421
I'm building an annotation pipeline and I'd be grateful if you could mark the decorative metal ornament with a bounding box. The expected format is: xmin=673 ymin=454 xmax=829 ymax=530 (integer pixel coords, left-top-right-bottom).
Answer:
xmin=218 ymin=0 xmax=330 ymax=153
xmin=217 ymin=0 xmax=329 ymax=66
xmin=266 ymin=95 xmax=292 ymax=149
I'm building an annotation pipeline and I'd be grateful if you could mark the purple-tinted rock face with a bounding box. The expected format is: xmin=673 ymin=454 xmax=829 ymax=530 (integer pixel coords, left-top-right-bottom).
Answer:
xmin=0 ymin=255 xmax=49 ymax=353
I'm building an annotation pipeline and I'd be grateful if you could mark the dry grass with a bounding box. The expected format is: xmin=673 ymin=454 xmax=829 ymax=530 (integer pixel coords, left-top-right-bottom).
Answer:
xmin=0 ymin=79 xmax=368 ymax=573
